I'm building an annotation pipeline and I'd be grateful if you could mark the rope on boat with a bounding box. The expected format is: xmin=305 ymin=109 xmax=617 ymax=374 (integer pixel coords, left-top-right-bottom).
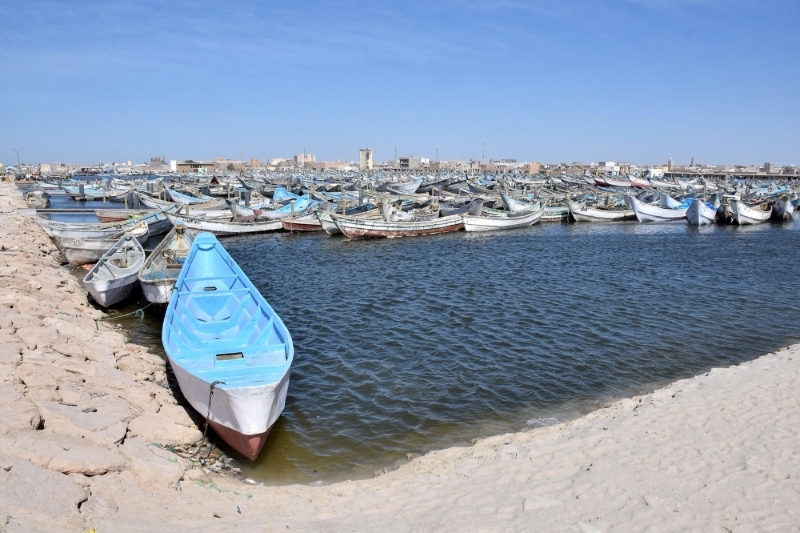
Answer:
xmin=91 ymin=286 xmax=176 ymax=330
xmin=193 ymin=380 xmax=226 ymax=459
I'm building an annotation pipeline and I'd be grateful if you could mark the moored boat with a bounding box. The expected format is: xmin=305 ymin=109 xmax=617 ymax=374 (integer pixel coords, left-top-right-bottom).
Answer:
xmin=566 ymin=199 xmax=635 ymax=222
xmin=332 ymin=213 xmax=464 ymax=239
xmin=685 ymin=197 xmax=718 ymax=226
xmin=162 ymin=233 xmax=294 ymax=460
xmin=731 ymin=199 xmax=771 ymax=225
xmin=56 ymin=220 xmax=149 ymax=267
xmin=82 ymin=233 xmax=146 ymax=307
xmin=462 ymin=205 xmax=543 ymax=232
xmin=138 ymin=222 xmax=195 ymax=305
xmin=165 ymin=212 xmax=283 ymax=236
xmin=628 ymin=196 xmax=689 ymax=222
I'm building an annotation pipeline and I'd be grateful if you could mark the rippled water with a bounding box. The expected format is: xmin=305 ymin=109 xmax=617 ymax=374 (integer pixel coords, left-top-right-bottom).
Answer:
xmin=40 ymin=189 xmax=800 ymax=485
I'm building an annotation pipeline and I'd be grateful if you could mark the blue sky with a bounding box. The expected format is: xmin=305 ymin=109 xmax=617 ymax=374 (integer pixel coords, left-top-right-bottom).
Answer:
xmin=1 ymin=0 xmax=797 ymax=166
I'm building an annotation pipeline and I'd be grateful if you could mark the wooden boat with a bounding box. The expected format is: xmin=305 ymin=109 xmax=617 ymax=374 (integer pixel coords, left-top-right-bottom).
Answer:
xmin=731 ymin=199 xmax=771 ymax=225
xmin=36 ymin=208 xmax=173 ymax=240
xmin=566 ymin=199 xmax=635 ymax=222
xmin=314 ymin=204 xmax=378 ymax=235
xmin=82 ymin=233 xmax=145 ymax=307
xmin=25 ymin=187 xmax=48 ymax=209
xmin=332 ymin=213 xmax=464 ymax=239
xmin=377 ymin=178 xmax=422 ymax=194
xmin=628 ymin=176 xmax=652 ymax=189
xmin=166 ymin=188 xmax=215 ymax=205
xmin=138 ymin=222 xmax=194 ymax=305
xmin=281 ymin=213 xmax=324 ymax=232
xmin=541 ymin=205 xmax=570 ymax=222
xmin=462 ymin=205 xmax=543 ymax=232
xmin=56 ymin=220 xmax=149 ymax=267
xmin=165 ymin=212 xmax=283 ymax=236
xmin=95 ymin=209 xmax=155 ymax=223
xmin=628 ymin=196 xmax=688 ymax=222
xmin=162 ymin=233 xmax=294 ymax=460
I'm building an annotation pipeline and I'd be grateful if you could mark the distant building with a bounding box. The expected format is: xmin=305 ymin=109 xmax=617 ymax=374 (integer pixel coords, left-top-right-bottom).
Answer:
xmin=522 ymin=162 xmax=541 ymax=174
xmin=151 ymin=156 xmax=165 ymax=164
xmin=399 ymin=156 xmax=420 ymax=170
xmin=762 ymin=162 xmax=779 ymax=174
xmin=690 ymin=157 xmax=695 ymax=168
xmin=250 ymin=158 xmax=260 ymax=168
xmin=170 ymin=160 xmax=177 ymax=172
xmin=176 ymin=160 xmax=214 ymax=173
xmin=359 ymin=148 xmax=373 ymax=171
xmin=667 ymin=158 xmax=674 ymax=172
xmin=598 ymin=161 xmax=620 ymax=176
xmin=294 ymin=153 xmax=316 ymax=165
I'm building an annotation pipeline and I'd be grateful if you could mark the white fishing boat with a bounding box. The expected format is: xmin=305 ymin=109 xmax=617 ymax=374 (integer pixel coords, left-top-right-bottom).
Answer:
xmin=685 ymin=198 xmax=717 ymax=226
xmin=138 ymin=223 xmax=194 ymax=305
xmin=56 ymin=220 xmax=149 ymax=267
xmin=566 ymin=199 xmax=635 ymax=222
xmin=36 ymin=208 xmax=173 ymax=240
xmin=462 ymin=205 xmax=543 ymax=232
xmin=731 ymin=199 xmax=771 ymax=225
xmin=628 ymin=196 xmax=688 ymax=222
xmin=771 ymin=196 xmax=795 ymax=222
xmin=165 ymin=212 xmax=283 ymax=236
xmin=82 ymin=233 xmax=146 ymax=307
xmin=332 ymin=213 xmax=464 ymax=239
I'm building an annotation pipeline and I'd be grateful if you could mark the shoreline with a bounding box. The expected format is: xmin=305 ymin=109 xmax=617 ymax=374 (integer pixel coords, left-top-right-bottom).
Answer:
xmin=1 ymin=181 xmax=799 ymax=531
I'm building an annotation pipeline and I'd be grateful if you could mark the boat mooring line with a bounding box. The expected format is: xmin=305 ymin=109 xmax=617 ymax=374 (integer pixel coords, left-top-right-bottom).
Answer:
xmin=194 ymin=380 xmax=227 ymax=459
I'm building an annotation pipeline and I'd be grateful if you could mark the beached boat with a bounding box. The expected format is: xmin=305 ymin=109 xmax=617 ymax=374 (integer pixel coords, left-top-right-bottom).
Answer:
xmin=731 ymin=199 xmax=771 ymax=225
xmin=138 ymin=223 xmax=194 ymax=305
xmin=628 ymin=196 xmax=688 ymax=222
xmin=161 ymin=233 xmax=294 ymax=460
xmin=314 ymin=203 xmax=378 ymax=235
xmin=685 ymin=198 xmax=718 ymax=226
xmin=332 ymin=213 xmax=464 ymax=239
xmin=462 ymin=205 xmax=543 ymax=232
xmin=165 ymin=212 xmax=283 ymax=236
xmin=82 ymin=233 xmax=146 ymax=307
xmin=628 ymin=176 xmax=652 ymax=189
xmin=566 ymin=199 xmax=635 ymax=222
xmin=56 ymin=220 xmax=149 ymax=267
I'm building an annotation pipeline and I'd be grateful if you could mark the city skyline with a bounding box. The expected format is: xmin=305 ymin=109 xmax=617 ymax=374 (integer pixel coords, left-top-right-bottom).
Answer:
xmin=1 ymin=0 xmax=798 ymax=166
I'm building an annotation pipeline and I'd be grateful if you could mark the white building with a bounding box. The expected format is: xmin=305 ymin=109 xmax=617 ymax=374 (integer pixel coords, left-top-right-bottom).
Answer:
xmin=359 ymin=148 xmax=373 ymax=171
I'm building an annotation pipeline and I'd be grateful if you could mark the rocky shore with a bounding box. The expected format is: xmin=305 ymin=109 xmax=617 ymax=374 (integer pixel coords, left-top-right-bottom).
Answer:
xmin=1 ymin=181 xmax=798 ymax=532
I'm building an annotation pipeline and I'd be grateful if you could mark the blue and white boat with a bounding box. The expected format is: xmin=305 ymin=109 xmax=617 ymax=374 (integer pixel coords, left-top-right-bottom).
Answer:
xmin=162 ymin=233 xmax=294 ymax=459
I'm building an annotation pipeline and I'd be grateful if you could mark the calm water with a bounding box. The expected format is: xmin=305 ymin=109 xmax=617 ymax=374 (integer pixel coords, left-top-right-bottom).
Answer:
xmin=42 ymin=190 xmax=800 ymax=485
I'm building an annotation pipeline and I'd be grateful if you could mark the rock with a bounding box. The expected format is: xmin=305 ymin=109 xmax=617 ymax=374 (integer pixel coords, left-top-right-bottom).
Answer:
xmin=120 ymin=438 xmax=188 ymax=489
xmin=127 ymin=412 xmax=203 ymax=446
xmin=36 ymin=401 xmax=127 ymax=446
xmin=0 ymin=431 xmax=127 ymax=475
xmin=0 ymin=454 xmax=86 ymax=521
xmin=92 ymin=394 xmax=135 ymax=423
xmin=14 ymin=326 xmax=60 ymax=350
xmin=0 ymin=342 xmax=24 ymax=365
xmin=117 ymin=355 xmax=160 ymax=381
xmin=0 ymin=384 xmax=41 ymax=435
xmin=183 ymin=467 xmax=211 ymax=483
xmin=158 ymin=403 xmax=198 ymax=428
xmin=16 ymin=362 xmax=69 ymax=389
xmin=53 ymin=339 xmax=116 ymax=366
xmin=11 ymin=314 xmax=42 ymax=328
xmin=80 ymin=493 xmax=119 ymax=518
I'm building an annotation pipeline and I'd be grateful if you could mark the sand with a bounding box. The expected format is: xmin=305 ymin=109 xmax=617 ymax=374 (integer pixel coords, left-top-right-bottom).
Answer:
xmin=1 ymin=180 xmax=798 ymax=532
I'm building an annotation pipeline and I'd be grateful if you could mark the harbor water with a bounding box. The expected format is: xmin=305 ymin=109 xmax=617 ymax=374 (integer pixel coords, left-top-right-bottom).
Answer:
xmin=46 ymin=192 xmax=800 ymax=484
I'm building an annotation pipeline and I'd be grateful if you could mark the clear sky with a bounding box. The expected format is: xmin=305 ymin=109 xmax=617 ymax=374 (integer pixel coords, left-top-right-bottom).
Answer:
xmin=1 ymin=0 xmax=797 ymax=167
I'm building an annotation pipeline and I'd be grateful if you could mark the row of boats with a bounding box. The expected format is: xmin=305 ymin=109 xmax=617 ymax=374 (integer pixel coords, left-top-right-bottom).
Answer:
xmin=32 ymin=203 xmax=294 ymax=461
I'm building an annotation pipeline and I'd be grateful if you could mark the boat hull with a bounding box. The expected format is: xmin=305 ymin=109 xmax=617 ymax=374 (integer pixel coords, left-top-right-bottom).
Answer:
xmin=282 ymin=214 xmax=324 ymax=232
xmin=166 ymin=213 xmax=283 ymax=235
xmin=332 ymin=214 xmax=464 ymax=239
xmin=731 ymin=200 xmax=771 ymax=225
xmin=462 ymin=208 xmax=543 ymax=232
xmin=629 ymin=197 xmax=687 ymax=222
xmin=686 ymin=200 xmax=717 ymax=226
xmin=568 ymin=201 xmax=635 ymax=222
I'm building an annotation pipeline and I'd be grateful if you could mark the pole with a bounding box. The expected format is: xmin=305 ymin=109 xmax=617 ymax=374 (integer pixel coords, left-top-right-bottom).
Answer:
xmin=11 ymin=149 xmax=22 ymax=180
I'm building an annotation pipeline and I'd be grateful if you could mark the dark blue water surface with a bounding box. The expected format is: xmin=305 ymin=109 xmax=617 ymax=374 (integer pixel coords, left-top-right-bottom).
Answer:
xmin=40 ymin=187 xmax=800 ymax=484
xmin=217 ymin=220 xmax=800 ymax=483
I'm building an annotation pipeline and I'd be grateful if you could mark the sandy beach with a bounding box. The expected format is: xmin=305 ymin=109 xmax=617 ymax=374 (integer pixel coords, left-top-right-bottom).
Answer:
xmin=1 ymin=180 xmax=798 ymax=532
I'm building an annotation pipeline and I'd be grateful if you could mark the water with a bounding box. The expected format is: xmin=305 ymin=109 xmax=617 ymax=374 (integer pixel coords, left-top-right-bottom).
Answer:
xmin=43 ymin=192 xmax=800 ymax=485
xmin=216 ymin=221 xmax=800 ymax=484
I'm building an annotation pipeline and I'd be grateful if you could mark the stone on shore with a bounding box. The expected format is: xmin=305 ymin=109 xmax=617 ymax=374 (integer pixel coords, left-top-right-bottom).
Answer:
xmin=0 ymin=431 xmax=127 ymax=475
xmin=37 ymin=401 xmax=127 ymax=446
xmin=120 ymin=438 xmax=189 ymax=489
xmin=126 ymin=412 xmax=203 ymax=446
xmin=0 ymin=384 xmax=41 ymax=434
xmin=158 ymin=402 xmax=199 ymax=428
xmin=0 ymin=455 xmax=86 ymax=529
